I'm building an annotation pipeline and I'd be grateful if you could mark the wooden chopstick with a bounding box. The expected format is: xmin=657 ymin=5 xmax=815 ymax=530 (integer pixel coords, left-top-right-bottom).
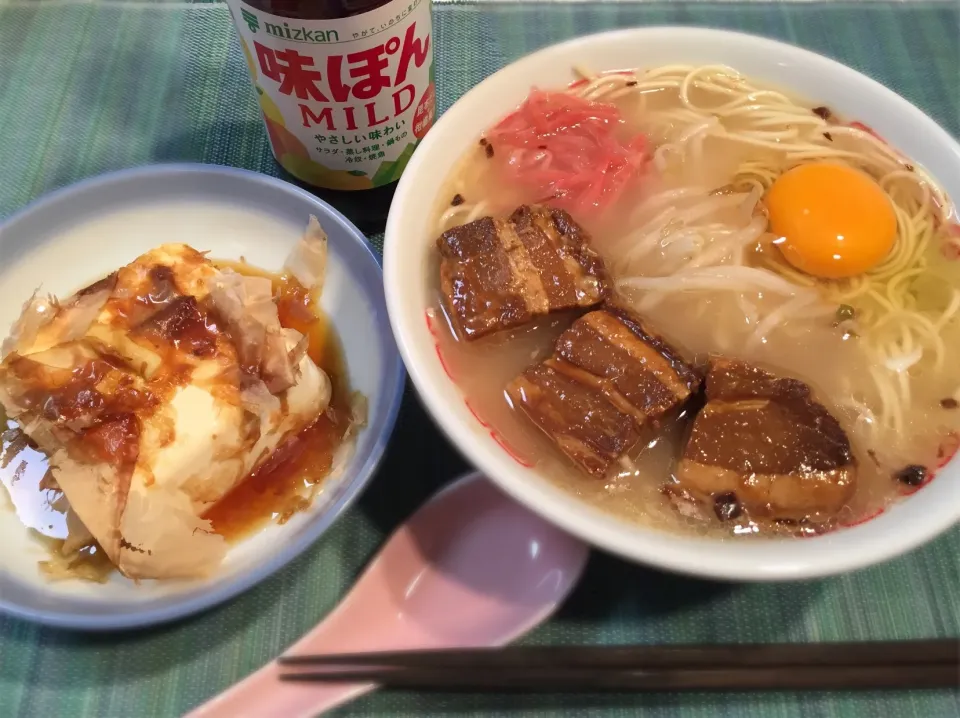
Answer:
xmin=278 ymin=639 xmax=959 ymax=669
xmin=277 ymin=640 xmax=960 ymax=693
xmin=278 ymin=664 xmax=959 ymax=692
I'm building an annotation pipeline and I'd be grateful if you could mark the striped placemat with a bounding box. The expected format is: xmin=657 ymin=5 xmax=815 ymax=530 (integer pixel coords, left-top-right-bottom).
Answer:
xmin=0 ymin=2 xmax=958 ymax=716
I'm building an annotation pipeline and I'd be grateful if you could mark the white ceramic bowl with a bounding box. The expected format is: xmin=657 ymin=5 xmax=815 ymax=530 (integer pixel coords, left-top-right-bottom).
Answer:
xmin=0 ymin=165 xmax=405 ymax=628
xmin=384 ymin=27 xmax=960 ymax=581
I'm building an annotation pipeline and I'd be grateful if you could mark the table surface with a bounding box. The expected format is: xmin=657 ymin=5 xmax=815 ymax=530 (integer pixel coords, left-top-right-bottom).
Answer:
xmin=0 ymin=1 xmax=958 ymax=717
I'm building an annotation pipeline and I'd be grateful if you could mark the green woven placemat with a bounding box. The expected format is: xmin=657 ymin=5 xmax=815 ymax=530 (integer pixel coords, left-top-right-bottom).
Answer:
xmin=0 ymin=2 xmax=958 ymax=716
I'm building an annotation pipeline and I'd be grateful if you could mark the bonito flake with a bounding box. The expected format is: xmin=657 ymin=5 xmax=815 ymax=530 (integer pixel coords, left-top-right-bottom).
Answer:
xmin=0 ymin=219 xmax=335 ymax=579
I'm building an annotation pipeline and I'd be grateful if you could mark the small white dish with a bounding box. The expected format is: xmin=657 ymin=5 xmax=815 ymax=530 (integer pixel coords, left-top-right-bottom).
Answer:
xmin=383 ymin=27 xmax=960 ymax=581
xmin=0 ymin=164 xmax=405 ymax=629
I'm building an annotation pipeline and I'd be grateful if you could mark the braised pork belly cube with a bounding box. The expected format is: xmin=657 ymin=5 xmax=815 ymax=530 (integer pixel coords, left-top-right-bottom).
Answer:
xmin=437 ymin=205 xmax=610 ymax=340
xmin=554 ymin=306 xmax=702 ymax=426
xmin=506 ymin=306 xmax=700 ymax=477
xmin=675 ymin=358 xmax=857 ymax=522
xmin=507 ymin=360 xmax=644 ymax=477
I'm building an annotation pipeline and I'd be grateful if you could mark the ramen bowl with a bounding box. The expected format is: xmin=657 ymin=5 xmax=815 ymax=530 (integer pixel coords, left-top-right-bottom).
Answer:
xmin=384 ymin=27 xmax=960 ymax=580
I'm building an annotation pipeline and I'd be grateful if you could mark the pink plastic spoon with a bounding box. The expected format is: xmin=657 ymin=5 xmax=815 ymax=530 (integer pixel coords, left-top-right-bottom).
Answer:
xmin=186 ymin=472 xmax=589 ymax=718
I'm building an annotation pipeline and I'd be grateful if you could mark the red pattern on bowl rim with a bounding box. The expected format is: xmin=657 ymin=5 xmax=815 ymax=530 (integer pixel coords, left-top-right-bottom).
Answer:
xmin=425 ymin=318 xmax=959 ymax=531
xmin=840 ymin=506 xmax=886 ymax=529
xmin=839 ymin=431 xmax=959 ymax=528
xmin=848 ymin=120 xmax=885 ymax=143
xmin=426 ymin=311 xmax=533 ymax=469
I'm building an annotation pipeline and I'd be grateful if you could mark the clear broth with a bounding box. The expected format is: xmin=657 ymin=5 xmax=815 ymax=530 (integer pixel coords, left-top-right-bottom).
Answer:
xmin=429 ymin=74 xmax=960 ymax=538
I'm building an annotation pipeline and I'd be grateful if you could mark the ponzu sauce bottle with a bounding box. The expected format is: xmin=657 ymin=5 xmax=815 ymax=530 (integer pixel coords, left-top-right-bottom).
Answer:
xmin=225 ymin=0 xmax=435 ymax=233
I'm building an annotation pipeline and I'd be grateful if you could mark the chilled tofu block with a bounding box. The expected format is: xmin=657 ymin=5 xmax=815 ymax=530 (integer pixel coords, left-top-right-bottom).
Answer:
xmin=437 ymin=205 xmax=610 ymax=340
xmin=506 ymin=305 xmax=699 ymax=477
xmin=0 ymin=225 xmax=332 ymax=579
xmin=676 ymin=358 xmax=857 ymax=521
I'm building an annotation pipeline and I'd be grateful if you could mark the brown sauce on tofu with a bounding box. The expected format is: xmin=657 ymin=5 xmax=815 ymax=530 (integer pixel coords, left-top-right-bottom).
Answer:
xmin=204 ymin=260 xmax=352 ymax=542
xmin=134 ymin=295 xmax=221 ymax=359
xmin=0 ymin=260 xmax=351 ymax=579
xmin=4 ymin=260 xmax=232 ymax=472
xmin=204 ymin=403 xmax=349 ymax=541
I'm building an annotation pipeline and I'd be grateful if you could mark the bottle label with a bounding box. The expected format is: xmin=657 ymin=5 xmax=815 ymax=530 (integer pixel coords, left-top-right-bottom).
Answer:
xmin=226 ymin=0 xmax=435 ymax=190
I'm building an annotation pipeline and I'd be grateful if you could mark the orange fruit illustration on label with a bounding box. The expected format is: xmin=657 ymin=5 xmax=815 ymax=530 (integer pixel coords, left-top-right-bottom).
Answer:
xmin=280 ymin=155 xmax=374 ymax=191
xmin=255 ymin=87 xmax=310 ymax=160
xmin=267 ymin=122 xmax=310 ymax=160
xmin=257 ymin=86 xmax=285 ymax=127
xmin=265 ymin=116 xmax=305 ymax=156
xmin=241 ymin=38 xmax=257 ymax=81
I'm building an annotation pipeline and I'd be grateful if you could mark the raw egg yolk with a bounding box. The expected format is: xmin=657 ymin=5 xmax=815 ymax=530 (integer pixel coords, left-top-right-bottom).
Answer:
xmin=765 ymin=163 xmax=897 ymax=279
